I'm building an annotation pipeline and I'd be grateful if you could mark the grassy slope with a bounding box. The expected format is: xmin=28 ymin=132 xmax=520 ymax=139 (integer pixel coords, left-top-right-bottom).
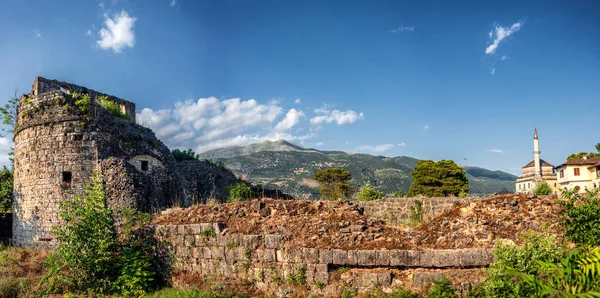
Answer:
xmin=216 ymin=151 xmax=516 ymax=199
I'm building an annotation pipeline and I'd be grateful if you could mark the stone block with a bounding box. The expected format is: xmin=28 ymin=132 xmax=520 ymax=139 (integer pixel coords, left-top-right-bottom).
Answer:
xmin=419 ymin=250 xmax=435 ymax=267
xmin=202 ymin=247 xmax=212 ymax=259
xmin=211 ymin=246 xmax=225 ymax=260
xmin=357 ymin=250 xmax=377 ymax=266
xmin=257 ymin=249 xmax=276 ymax=263
xmin=304 ymin=248 xmax=319 ymax=264
xmin=265 ymin=234 xmax=283 ymax=249
xmin=216 ymin=234 xmax=229 ymax=247
xmin=276 ymin=249 xmax=286 ymax=262
xmin=319 ymin=249 xmax=333 ymax=264
xmin=376 ymin=250 xmax=390 ymax=266
xmin=332 ymin=249 xmax=348 ymax=265
xmin=460 ymin=248 xmax=490 ymax=267
xmin=346 ymin=250 xmax=358 ymax=266
xmin=188 ymin=223 xmax=202 ymax=235
xmin=433 ymin=250 xmax=460 ymax=267
xmin=241 ymin=234 xmax=260 ymax=249
xmin=314 ymin=271 xmax=329 ymax=284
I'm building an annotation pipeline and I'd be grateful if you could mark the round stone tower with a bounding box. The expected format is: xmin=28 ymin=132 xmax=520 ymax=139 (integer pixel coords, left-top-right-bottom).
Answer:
xmin=12 ymin=77 xmax=136 ymax=248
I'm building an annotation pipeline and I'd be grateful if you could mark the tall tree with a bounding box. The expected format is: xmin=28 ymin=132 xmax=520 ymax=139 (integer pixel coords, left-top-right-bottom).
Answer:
xmin=596 ymin=143 xmax=600 ymax=153
xmin=313 ymin=168 xmax=355 ymax=200
xmin=409 ymin=160 xmax=469 ymax=197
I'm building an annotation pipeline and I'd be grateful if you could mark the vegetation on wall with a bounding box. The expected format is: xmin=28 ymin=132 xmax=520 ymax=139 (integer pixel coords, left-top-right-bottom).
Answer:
xmin=97 ymin=95 xmax=127 ymax=119
xmin=409 ymin=160 xmax=469 ymax=197
xmin=313 ymin=168 xmax=355 ymax=200
xmin=172 ymin=148 xmax=199 ymax=161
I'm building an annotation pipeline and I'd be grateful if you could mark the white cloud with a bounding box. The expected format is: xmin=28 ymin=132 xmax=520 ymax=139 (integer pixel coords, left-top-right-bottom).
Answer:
xmin=487 ymin=149 xmax=505 ymax=154
xmin=423 ymin=125 xmax=430 ymax=130
xmin=137 ymin=97 xmax=319 ymax=153
xmin=391 ymin=25 xmax=415 ymax=33
xmin=170 ymin=0 xmax=176 ymax=7
xmin=485 ymin=20 xmax=524 ymax=55
xmin=357 ymin=144 xmax=396 ymax=154
xmin=97 ymin=10 xmax=137 ymax=53
xmin=85 ymin=30 xmax=92 ymax=36
xmin=397 ymin=142 xmax=407 ymax=147
xmin=274 ymin=109 xmax=304 ymax=131
xmin=0 ymin=137 xmax=13 ymax=168
xmin=501 ymin=55 xmax=509 ymax=60
xmin=315 ymin=142 xmax=325 ymax=147
xmin=294 ymin=98 xmax=302 ymax=104
xmin=310 ymin=107 xmax=364 ymax=126
xmin=490 ymin=68 xmax=496 ymax=75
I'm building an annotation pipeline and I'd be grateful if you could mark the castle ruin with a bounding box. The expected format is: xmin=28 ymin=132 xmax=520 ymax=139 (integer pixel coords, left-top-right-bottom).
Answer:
xmin=12 ymin=77 xmax=237 ymax=248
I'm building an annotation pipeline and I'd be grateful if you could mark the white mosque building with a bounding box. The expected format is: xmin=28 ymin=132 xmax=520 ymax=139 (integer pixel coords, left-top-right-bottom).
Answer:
xmin=515 ymin=129 xmax=558 ymax=194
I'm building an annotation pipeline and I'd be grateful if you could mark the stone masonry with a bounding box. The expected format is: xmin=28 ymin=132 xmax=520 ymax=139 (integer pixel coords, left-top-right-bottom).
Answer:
xmin=153 ymin=222 xmax=493 ymax=296
xmin=13 ymin=77 xmax=237 ymax=248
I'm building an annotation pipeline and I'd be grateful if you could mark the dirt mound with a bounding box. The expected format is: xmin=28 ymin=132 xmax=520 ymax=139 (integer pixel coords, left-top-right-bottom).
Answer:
xmin=411 ymin=194 xmax=564 ymax=249
xmin=152 ymin=194 xmax=564 ymax=250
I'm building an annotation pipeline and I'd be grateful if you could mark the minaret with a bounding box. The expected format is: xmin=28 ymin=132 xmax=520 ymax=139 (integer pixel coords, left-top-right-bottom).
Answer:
xmin=533 ymin=128 xmax=541 ymax=179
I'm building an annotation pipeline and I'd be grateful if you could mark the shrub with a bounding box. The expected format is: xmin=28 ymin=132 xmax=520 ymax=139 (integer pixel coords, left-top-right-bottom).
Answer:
xmin=533 ymin=181 xmax=553 ymax=195
xmin=42 ymin=171 xmax=158 ymax=296
xmin=426 ymin=278 xmax=457 ymax=298
xmin=393 ymin=190 xmax=404 ymax=197
xmin=228 ymin=182 xmax=255 ymax=203
xmin=509 ymin=246 xmax=600 ymax=296
xmin=97 ymin=95 xmax=126 ymax=119
xmin=357 ymin=183 xmax=383 ymax=201
xmin=0 ymin=166 xmax=13 ymax=212
xmin=409 ymin=200 xmax=424 ymax=227
xmin=172 ymin=149 xmax=199 ymax=161
xmin=559 ymin=188 xmax=600 ymax=245
xmin=480 ymin=230 xmax=563 ymax=297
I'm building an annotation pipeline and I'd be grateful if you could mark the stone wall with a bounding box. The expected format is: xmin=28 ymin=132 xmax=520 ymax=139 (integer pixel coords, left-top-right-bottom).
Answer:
xmin=153 ymin=222 xmax=493 ymax=296
xmin=358 ymin=197 xmax=484 ymax=226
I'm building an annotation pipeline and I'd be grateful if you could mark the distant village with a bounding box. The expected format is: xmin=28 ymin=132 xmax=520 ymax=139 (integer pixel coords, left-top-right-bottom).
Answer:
xmin=515 ymin=128 xmax=600 ymax=194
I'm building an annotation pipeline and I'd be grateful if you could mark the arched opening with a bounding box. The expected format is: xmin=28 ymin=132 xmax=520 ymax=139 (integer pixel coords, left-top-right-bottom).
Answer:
xmin=60 ymin=85 xmax=71 ymax=95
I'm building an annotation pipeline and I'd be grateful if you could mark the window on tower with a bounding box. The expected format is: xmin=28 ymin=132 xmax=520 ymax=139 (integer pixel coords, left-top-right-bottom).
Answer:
xmin=560 ymin=170 xmax=564 ymax=178
xmin=574 ymin=168 xmax=580 ymax=176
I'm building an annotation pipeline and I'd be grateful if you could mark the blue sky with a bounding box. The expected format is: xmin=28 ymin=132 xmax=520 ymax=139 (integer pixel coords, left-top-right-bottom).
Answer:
xmin=0 ymin=0 xmax=598 ymax=175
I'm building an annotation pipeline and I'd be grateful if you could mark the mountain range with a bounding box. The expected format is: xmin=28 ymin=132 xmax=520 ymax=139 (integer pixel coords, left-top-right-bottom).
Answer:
xmin=198 ymin=140 xmax=517 ymax=199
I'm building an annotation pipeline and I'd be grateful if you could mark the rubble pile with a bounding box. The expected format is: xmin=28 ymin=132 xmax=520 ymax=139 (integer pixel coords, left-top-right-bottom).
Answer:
xmin=152 ymin=193 xmax=564 ymax=250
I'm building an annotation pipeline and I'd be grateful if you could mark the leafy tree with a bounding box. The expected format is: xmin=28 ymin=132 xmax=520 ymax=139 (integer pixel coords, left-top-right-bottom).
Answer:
xmin=409 ymin=160 xmax=469 ymax=197
xmin=171 ymin=148 xmax=199 ymax=161
xmin=228 ymin=181 xmax=255 ymax=202
xmin=567 ymin=151 xmax=600 ymax=161
xmin=357 ymin=183 xmax=383 ymax=201
xmin=313 ymin=168 xmax=355 ymax=200
xmin=560 ymin=188 xmax=600 ymax=246
xmin=0 ymin=166 xmax=13 ymax=212
xmin=596 ymin=143 xmax=600 ymax=153
xmin=533 ymin=181 xmax=553 ymax=196
xmin=0 ymin=95 xmax=18 ymax=137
